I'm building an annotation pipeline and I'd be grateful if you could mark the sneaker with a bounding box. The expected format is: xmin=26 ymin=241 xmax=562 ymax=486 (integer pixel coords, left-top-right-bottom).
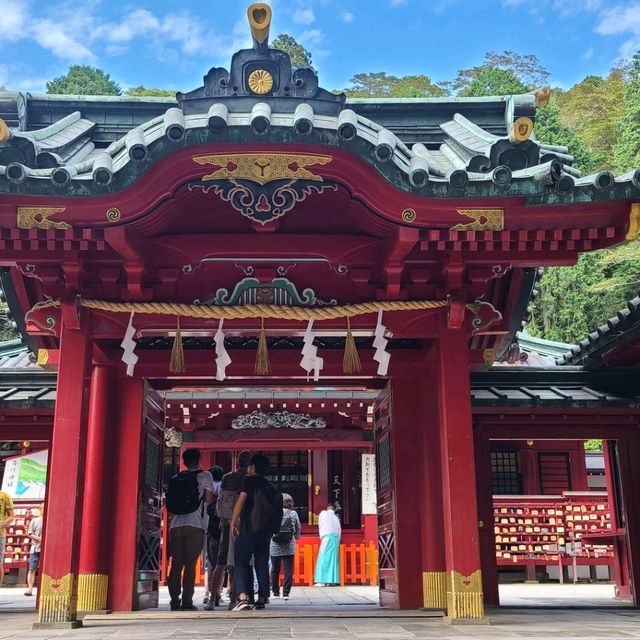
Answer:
xmin=233 ymin=599 xmax=252 ymax=611
xmin=180 ymin=603 xmax=198 ymax=611
xmin=283 ymin=595 xmax=289 ymax=601
xmin=272 ymin=593 xmax=280 ymax=598
xmin=203 ymin=596 xmax=209 ymax=604
xmin=315 ymin=583 xmax=325 ymax=587
xmin=252 ymin=600 xmax=266 ymax=610
xmin=170 ymin=601 xmax=181 ymax=611
xmin=203 ymin=601 xmax=215 ymax=611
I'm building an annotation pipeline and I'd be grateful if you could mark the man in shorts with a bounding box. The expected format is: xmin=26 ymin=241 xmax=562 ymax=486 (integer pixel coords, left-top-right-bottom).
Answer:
xmin=24 ymin=507 xmax=43 ymax=596
xmin=0 ymin=489 xmax=14 ymax=586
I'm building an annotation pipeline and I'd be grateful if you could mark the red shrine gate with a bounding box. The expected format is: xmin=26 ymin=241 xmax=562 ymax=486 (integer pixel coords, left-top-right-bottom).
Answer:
xmin=1 ymin=2 xmax=640 ymax=626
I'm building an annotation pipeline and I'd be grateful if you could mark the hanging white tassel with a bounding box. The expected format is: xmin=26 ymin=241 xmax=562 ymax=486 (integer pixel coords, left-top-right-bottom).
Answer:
xmin=120 ymin=311 xmax=139 ymax=377
xmin=214 ymin=319 xmax=231 ymax=381
xmin=373 ymin=309 xmax=391 ymax=376
xmin=300 ymin=319 xmax=323 ymax=381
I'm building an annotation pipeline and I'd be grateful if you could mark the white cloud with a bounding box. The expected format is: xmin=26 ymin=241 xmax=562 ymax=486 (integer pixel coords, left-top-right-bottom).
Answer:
xmin=582 ymin=47 xmax=594 ymax=60
xmin=596 ymin=3 xmax=640 ymax=57
xmin=0 ymin=0 xmax=28 ymax=42
xmin=300 ymin=29 xmax=325 ymax=45
xmin=31 ymin=19 xmax=96 ymax=61
xmin=293 ymin=8 xmax=315 ymax=25
xmin=339 ymin=11 xmax=355 ymax=23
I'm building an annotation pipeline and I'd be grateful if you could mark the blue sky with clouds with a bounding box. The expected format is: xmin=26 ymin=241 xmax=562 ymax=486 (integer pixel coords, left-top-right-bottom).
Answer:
xmin=1 ymin=0 xmax=639 ymax=94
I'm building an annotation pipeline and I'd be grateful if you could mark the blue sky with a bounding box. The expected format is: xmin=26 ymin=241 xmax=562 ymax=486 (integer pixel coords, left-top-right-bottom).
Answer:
xmin=1 ymin=0 xmax=639 ymax=94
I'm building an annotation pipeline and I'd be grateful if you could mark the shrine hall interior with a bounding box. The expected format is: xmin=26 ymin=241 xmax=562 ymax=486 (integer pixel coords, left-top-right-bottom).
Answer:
xmin=0 ymin=1 xmax=639 ymax=625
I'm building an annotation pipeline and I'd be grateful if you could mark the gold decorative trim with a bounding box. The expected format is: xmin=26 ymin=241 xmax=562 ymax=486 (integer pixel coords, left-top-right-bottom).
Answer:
xmin=402 ymin=208 xmax=417 ymax=223
xmin=39 ymin=573 xmax=77 ymax=623
xmin=0 ymin=118 xmax=10 ymax=143
xmin=248 ymin=69 xmax=274 ymax=95
xmin=626 ymin=202 xmax=640 ymax=241
xmin=423 ymin=571 xmax=447 ymax=609
xmin=446 ymin=570 xmax=484 ymax=619
xmin=77 ymin=574 xmax=108 ymax=612
xmin=37 ymin=349 xmax=49 ymax=366
xmin=483 ymin=349 xmax=494 ymax=365
xmin=17 ymin=207 xmax=71 ymax=230
xmin=450 ymin=209 xmax=504 ymax=232
xmin=511 ymin=117 xmax=534 ymax=142
xmin=106 ymin=207 xmax=121 ymax=223
xmin=535 ymin=86 xmax=551 ymax=108
xmin=193 ymin=152 xmax=332 ymax=186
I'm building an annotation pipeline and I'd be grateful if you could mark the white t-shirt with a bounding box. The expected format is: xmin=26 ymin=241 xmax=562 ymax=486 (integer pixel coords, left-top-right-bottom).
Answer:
xmin=28 ymin=516 xmax=43 ymax=554
xmin=169 ymin=470 xmax=214 ymax=530
xmin=318 ymin=509 xmax=341 ymax=538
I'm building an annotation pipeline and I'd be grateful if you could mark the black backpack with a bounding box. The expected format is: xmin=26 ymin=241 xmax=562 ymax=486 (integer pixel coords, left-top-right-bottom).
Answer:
xmin=249 ymin=482 xmax=283 ymax=534
xmin=272 ymin=509 xmax=294 ymax=544
xmin=166 ymin=470 xmax=202 ymax=516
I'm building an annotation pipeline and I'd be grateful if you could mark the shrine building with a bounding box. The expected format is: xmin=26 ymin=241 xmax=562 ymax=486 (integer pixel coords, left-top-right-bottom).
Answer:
xmin=0 ymin=3 xmax=639 ymax=626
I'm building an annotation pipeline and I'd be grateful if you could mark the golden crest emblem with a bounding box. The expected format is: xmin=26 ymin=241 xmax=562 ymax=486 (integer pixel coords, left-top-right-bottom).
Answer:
xmin=248 ymin=69 xmax=274 ymax=94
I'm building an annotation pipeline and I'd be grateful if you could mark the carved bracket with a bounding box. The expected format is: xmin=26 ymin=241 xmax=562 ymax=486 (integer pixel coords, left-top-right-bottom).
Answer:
xmin=470 ymin=300 xmax=503 ymax=335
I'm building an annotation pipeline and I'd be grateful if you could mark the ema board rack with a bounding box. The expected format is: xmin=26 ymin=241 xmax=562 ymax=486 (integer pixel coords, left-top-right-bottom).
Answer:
xmin=493 ymin=492 xmax=614 ymax=567
xmin=2 ymin=501 xmax=43 ymax=572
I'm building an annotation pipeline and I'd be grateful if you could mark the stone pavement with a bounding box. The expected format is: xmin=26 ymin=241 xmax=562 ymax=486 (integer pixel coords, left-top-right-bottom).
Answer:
xmin=0 ymin=585 xmax=638 ymax=639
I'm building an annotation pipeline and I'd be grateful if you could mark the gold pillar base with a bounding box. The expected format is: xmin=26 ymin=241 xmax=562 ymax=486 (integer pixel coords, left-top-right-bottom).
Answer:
xmin=446 ymin=570 xmax=484 ymax=619
xmin=38 ymin=573 xmax=78 ymax=624
xmin=77 ymin=573 xmax=109 ymax=611
xmin=423 ymin=571 xmax=447 ymax=609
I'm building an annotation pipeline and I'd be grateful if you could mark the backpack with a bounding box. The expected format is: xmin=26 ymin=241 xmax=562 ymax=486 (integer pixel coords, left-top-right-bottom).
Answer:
xmin=272 ymin=509 xmax=294 ymax=544
xmin=166 ymin=470 xmax=202 ymax=516
xmin=216 ymin=488 xmax=238 ymax=522
xmin=249 ymin=482 xmax=283 ymax=534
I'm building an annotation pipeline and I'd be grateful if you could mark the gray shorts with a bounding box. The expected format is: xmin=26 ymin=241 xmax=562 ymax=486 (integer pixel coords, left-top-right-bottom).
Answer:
xmin=0 ymin=538 xmax=5 ymax=562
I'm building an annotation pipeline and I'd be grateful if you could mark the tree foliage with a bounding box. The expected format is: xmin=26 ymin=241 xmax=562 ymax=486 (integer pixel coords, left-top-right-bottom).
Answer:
xmin=459 ymin=68 xmax=528 ymax=97
xmin=342 ymin=72 xmax=445 ymax=98
xmin=449 ymin=51 xmax=550 ymax=95
xmin=271 ymin=34 xmax=314 ymax=71
xmin=47 ymin=65 xmax=121 ymax=96
xmin=556 ymin=68 xmax=626 ymax=171
xmin=127 ymin=86 xmax=175 ymax=97
xmin=613 ymin=53 xmax=640 ymax=172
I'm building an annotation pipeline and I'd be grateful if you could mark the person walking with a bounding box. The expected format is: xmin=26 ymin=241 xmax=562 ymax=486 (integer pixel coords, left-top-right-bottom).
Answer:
xmin=207 ymin=450 xmax=252 ymax=610
xmin=166 ymin=448 xmax=214 ymax=611
xmin=230 ymin=453 xmax=282 ymax=611
xmin=314 ymin=503 xmax=341 ymax=587
xmin=0 ymin=489 xmax=14 ymax=587
xmin=270 ymin=493 xmax=300 ymax=601
xmin=24 ymin=507 xmax=43 ymax=596
xmin=203 ymin=465 xmax=224 ymax=608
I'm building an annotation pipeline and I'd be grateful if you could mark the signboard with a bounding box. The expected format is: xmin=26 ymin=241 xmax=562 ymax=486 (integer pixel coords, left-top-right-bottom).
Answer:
xmin=1 ymin=450 xmax=48 ymax=499
xmin=361 ymin=453 xmax=377 ymax=515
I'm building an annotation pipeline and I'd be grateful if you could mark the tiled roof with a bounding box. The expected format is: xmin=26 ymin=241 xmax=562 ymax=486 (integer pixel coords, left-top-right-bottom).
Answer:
xmin=559 ymin=296 xmax=640 ymax=366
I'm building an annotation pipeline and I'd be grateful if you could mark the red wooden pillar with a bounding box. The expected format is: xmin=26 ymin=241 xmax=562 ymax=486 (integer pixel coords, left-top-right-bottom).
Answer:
xmin=419 ymin=351 xmax=446 ymax=610
xmin=108 ymin=376 xmax=145 ymax=611
xmin=78 ymin=365 xmax=114 ymax=612
xmin=389 ymin=367 xmax=428 ymax=609
xmin=437 ymin=320 xmax=484 ymax=619
xmin=474 ymin=429 xmax=499 ymax=605
xmin=616 ymin=433 xmax=640 ymax=605
xmin=603 ymin=440 xmax=630 ymax=598
xmin=36 ymin=306 xmax=92 ymax=628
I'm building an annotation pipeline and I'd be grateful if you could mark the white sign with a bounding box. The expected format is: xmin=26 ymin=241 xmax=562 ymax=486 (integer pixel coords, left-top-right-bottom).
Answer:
xmin=361 ymin=453 xmax=377 ymax=515
xmin=1 ymin=449 xmax=48 ymax=499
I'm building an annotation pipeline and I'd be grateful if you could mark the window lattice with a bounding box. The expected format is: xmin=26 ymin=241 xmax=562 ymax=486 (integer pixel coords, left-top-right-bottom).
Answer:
xmin=490 ymin=450 xmax=522 ymax=495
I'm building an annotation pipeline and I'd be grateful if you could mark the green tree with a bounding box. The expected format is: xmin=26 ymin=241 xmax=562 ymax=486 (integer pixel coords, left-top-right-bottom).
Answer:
xmin=614 ymin=52 xmax=640 ymax=172
xmin=584 ymin=440 xmax=603 ymax=452
xmin=534 ymin=102 xmax=593 ymax=173
xmin=0 ymin=304 xmax=19 ymax=341
xmin=127 ymin=86 xmax=175 ymax=97
xmin=47 ymin=65 xmax=121 ymax=95
xmin=459 ymin=68 xmax=528 ymax=97
xmin=449 ymin=51 xmax=550 ymax=95
xmin=342 ymin=72 xmax=445 ymax=98
xmin=556 ymin=68 xmax=626 ymax=171
xmin=271 ymin=34 xmax=314 ymax=71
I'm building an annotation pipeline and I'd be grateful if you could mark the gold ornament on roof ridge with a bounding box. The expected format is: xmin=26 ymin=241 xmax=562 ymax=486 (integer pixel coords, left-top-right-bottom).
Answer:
xmin=450 ymin=208 xmax=504 ymax=232
xmin=248 ymin=69 xmax=274 ymax=95
xmin=17 ymin=207 xmax=71 ymax=230
xmin=193 ymin=152 xmax=332 ymax=185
